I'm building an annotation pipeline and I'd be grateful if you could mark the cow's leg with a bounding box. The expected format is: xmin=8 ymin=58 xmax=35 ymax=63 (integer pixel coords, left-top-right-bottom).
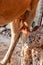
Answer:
xmin=0 ymin=20 xmax=21 ymax=65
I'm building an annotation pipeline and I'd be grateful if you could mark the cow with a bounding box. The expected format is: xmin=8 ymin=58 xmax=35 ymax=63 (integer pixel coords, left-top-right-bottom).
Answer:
xmin=0 ymin=0 xmax=39 ymax=65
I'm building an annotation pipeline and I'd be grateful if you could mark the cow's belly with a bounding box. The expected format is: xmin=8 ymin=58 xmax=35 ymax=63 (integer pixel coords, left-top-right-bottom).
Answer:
xmin=0 ymin=16 xmax=12 ymax=26
xmin=0 ymin=0 xmax=31 ymax=26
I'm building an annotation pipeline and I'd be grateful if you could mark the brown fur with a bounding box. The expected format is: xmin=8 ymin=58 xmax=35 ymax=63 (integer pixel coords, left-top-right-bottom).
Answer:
xmin=0 ymin=0 xmax=32 ymax=25
xmin=0 ymin=0 xmax=39 ymax=65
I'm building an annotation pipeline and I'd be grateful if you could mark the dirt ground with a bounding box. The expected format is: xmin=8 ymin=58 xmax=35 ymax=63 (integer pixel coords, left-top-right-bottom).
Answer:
xmin=0 ymin=43 xmax=21 ymax=65
xmin=0 ymin=29 xmax=22 ymax=65
xmin=0 ymin=26 xmax=43 ymax=65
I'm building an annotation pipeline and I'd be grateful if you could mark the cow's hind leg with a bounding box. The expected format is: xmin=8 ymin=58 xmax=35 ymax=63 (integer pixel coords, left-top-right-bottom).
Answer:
xmin=0 ymin=21 xmax=21 ymax=65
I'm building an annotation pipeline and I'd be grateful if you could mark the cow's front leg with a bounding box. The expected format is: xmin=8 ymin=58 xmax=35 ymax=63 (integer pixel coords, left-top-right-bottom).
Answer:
xmin=0 ymin=20 xmax=21 ymax=65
